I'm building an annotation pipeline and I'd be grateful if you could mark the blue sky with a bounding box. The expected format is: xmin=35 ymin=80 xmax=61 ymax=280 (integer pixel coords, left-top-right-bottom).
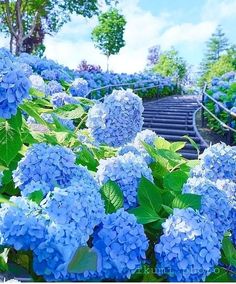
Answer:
xmin=1 ymin=0 xmax=236 ymax=73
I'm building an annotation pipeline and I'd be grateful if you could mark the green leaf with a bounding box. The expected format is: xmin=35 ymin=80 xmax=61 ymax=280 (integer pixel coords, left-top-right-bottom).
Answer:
xmin=101 ymin=180 xmax=123 ymax=213
xmin=170 ymin=141 xmax=186 ymax=152
xmin=0 ymin=248 xmax=9 ymax=272
xmin=53 ymin=104 xmax=85 ymax=119
xmin=138 ymin=176 xmax=162 ymax=213
xmin=183 ymin=135 xmax=200 ymax=157
xmin=154 ymin=137 xmax=171 ymax=149
xmin=163 ymin=170 xmax=188 ymax=192
xmin=8 ymin=110 xmax=22 ymax=130
xmin=0 ymin=194 xmax=14 ymax=204
xmin=129 ymin=206 xmax=161 ymax=224
xmin=20 ymin=102 xmax=49 ymax=127
xmin=30 ymin=87 xmax=45 ymax=98
xmin=206 ymin=267 xmax=233 ymax=282
xmin=162 ymin=204 xmax=173 ymax=214
xmin=222 ymin=236 xmax=236 ymax=266
xmin=172 ymin=193 xmax=201 ymax=210
xmin=68 ymin=246 xmax=98 ymax=274
xmin=28 ymin=190 xmax=44 ymax=205
xmin=76 ymin=146 xmax=99 ymax=171
xmin=0 ymin=121 xmax=22 ymax=165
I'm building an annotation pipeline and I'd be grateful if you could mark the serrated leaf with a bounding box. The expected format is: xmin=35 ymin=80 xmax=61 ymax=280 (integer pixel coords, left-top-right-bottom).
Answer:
xmin=170 ymin=141 xmax=186 ymax=152
xmin=101 ymin=180 xmax=123 ymax=213
xmin=0 ymin=121 xmax=22 ymax=165
xmin=68 ymin=246 xmax=98 ymax=273
xmin=163 ymin=170 xmax=188 ymax=192
xmin=20 ymin=102 xmax=49 ymax=127
xmin=172 ymin=193 xmax=201 ymax=210
xmin=76 ymin=146 xmax=99 ymax=171
xmin=162 ymin=204 xmax=173 ymax=214
xmin=28 ymin=190 xmax=44 ymax=204
xmin=222 ymin=236 xmax=236 ymax=266
xmin=138 ymin=176 xmax=162 ymax=213
xmin=8 ymin=110 xmax=22 ymax=130
xmin=129 ymin=206 xmax=161 ymax=224
xmin=183 ymin=135 xmax=200 ymax=157
xmin=30 ymin=87 xmax=46 ymax=98
xmin=54 ymin=104 xmax=85 ymax=119
xmin=206 ymin=267 xmax=233 ymax=282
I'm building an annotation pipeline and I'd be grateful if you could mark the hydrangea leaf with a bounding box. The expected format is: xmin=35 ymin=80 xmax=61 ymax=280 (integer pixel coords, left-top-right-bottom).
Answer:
xmin=172 ymin=193 xmax=201 ymax=210
xmin=129 ymin=206 xmax=161 ymax=224
xmin=138 ymin=176 xmax=162 ymax=213
xmin=68 ymin=246 xmax=98 ymax=274
xmin=163 ymin=170 xmax=189 ymax=192
xmin=54 ymin=104 xmax=85 ymax=119
xmin=29 ymin=87 xmax=45 ymax=98
xmin=28 ymin=190 xmax=44 ymax=205
xmin=101 ymin=180 xmax=123 ymax=213
xmin=206 ymin=267 xmax=233 ymax=282
xmin=222 ymin=236 xmax=236 ymax=266
xmin=154 ymin=137 xmax=171 ymax=150
xmin=8 ymin=110 xmax=22 ymax=130
xmin=76 ymin=146 xmax=99 ymax=172
xmin=170 ymin=141 xmax=186 ymax=152
xmin=20 ymin=102 xmax=49 ymax=127
xmin=0 ymin=121 xmax=22 ymax=166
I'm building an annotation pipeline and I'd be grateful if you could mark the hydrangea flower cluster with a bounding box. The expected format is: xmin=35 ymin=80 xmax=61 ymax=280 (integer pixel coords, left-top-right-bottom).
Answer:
xmin=29 ymin=74 xmax=46 ymax=94
xmin=93 ymin=209 xmax=149 ymax=280
xmin=46 ymin=80 xmax=63 ymax=96
xmin=155 ymin=208 xmax=221 ymax=282
xmin=0 ymin=69 xmax=31 ymax=119
xmin=96 ymin=152 xmax=153 ymax=209
xmin=42 ymin=179 xmax=105 ymax=245
xmin=191 ymin=143 xmax=236 ymax=182
xmin=14 ymin=62 xmax=33 ymax=77
xmin=0 ymin=196 xmax=47 ymax=251
xmin=51 ymin=92 xmax=78 ymax=108
xmin=86 ymin=89 xmax=144 ymax=147
xmin=13 ymin=143 xmax=83 ymax=197
xmin=70 ymin=78 xmax=88 ymax=97
xmin=214 ymin=179 xmax=236 ymax=209
xmin=183 ymin=177 xmax=231 ymax=238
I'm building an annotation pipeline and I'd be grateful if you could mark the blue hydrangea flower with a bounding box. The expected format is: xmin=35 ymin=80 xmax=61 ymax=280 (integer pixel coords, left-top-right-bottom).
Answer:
xmin=14 ymin=62 xmax=33 ymax=77
xmin=93 ymin=209 xmax=149 ymax=280
xmin=86 ymin=89 xmax=144 ymax=147
xmin=46 ymin=81 xmax=63 ymax=96
xmin=214 ymin=179 xmax=236 ymax=209
xmin=70 ymin=78 xmax=88 ymax=97
xmin=41 ymin=69 xmax=57 ymax=81
xmin=0 ymin=69 xmax=31 ymax=119
xmin=0 ymin=196 xmax=47 ymax=251
xmin=118 ymin=144 xmax=142 ymax=157
xmin=42 ymin=179 xmax=105 ymax=245
xmin=0 ymin=48 xmax=14 ymax=71
xmin=29 ymin=74 xmax=46 ymax=94
xmin=96 ymin=152 xmax=153 ymax=209
xmin=155 ymin=208 xmax=221 ymax=282
xmin=51 ymin=92 xmax=78 ymax=108
xmin=183 ymin=177 xmax=231 ymax=238
xmin=13 ymin=143 xmax=85 ymax=197
xmin=192 ymin=143 xmax=236 ymax=182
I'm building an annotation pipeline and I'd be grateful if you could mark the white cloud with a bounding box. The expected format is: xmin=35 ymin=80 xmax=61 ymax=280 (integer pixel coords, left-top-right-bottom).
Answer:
xmin=202 ymin=0 xmax=236 ymax=21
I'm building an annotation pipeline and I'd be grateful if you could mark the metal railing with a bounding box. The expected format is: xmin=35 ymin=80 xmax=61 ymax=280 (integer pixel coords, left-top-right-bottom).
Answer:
xmin=197 ymin=83 xmax=236 ymax=145
xmin=85 ymin=79 xmax=179 ymax=101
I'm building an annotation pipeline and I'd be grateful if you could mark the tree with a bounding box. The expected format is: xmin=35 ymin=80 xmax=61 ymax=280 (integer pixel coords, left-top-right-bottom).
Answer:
xmin=146 ymin=45 xmax=161 ymax=67
xmin=152 ymin=48 xmax=188 ymax=83
xmin=0 ymin=0 xmax=113 ymax=55
xmin=199 ymin=25 xmax=229 ymax=83
xmin=91 ymin=8 xmax=126 ymax=71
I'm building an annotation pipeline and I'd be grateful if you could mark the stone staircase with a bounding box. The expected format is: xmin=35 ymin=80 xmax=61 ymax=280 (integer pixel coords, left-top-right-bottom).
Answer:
xmin=143 ymin=95 xmax=207 ymax=159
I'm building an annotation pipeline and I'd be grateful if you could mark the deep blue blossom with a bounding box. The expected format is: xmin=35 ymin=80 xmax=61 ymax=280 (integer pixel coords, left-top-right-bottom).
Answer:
xmin=51 ymin=92 xmax=78 ymax=108
xmin=13 ymin=143 xmax=85 ymax=197
xmin=96 ymin=152 xmax=153 ymax=209
xmin=41 ymin=69 xmax=57 ymax=81
xmin=70 ymin=78 xmax=88 ymax=97
xmin=183 ymin=177 xmax=231 ymax=238
xmin=0 ymin=68 xmax=31 ymax=119
xmin=155 ymin=208 xmax=221 ymax=282
xmin=191 ymin=143 xmax=236 ymax=182
xmin=0 ymin=196 xmax=47 ymax=251
xmin=92 ymin=209 xmax=149 ymax=280
xmin=14 ymin=62 xmax=33 ymax=77
xmin=86 ymin=89 xmax=144 ymax=147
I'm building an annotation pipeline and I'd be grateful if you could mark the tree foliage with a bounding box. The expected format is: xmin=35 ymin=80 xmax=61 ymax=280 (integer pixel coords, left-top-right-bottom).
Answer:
xmin=152 ymin=48 xmax=188 ymax=83
xmin=91 ymin=8 xmax=126 ymax=71
xmin=0 ymin=0 xmax=113 ymax=55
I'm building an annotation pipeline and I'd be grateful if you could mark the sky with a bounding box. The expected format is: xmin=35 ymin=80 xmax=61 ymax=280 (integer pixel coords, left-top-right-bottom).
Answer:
xmin=1 ymin=0 xmax=236 ymax=73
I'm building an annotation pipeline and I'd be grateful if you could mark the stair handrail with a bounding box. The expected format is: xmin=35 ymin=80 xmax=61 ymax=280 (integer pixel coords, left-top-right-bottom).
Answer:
xmin=84 ymin=79 xmax=179 ymax=101
xmin=197 ymin=83 xmax=236 ymax=145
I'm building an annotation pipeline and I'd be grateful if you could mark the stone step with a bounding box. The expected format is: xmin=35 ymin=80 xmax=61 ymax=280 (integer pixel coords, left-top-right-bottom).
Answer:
xmin=144 ymin=118 xmax=192 ymax=124
xmin=148 ymin=128 xmax=196 ymax=136
xmin=143 ymin=122 xmax=194 ymax=130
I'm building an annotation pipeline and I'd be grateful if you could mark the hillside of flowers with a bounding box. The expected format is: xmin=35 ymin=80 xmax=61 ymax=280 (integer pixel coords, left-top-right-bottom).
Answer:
xmin=204 ymin=71 xmax=236 ymax=143
xmin=0 ymin=47 xmax=236 ymax=282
